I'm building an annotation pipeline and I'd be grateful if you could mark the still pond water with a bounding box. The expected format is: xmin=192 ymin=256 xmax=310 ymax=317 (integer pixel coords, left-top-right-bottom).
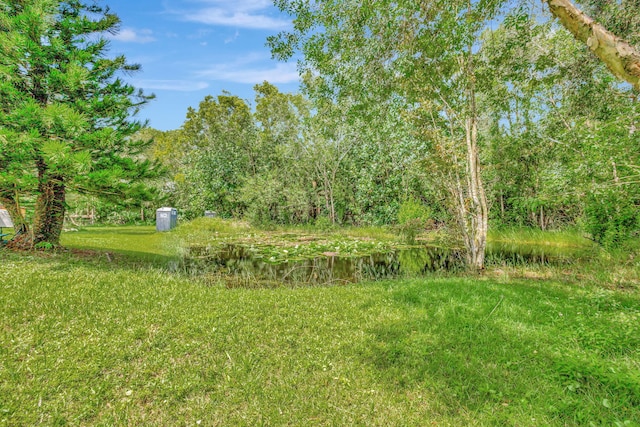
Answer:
xmin=183 ymin=242 xmax=591 ymax=287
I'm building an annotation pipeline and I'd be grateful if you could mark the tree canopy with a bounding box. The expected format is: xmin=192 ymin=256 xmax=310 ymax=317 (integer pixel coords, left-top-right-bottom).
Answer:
xmin=0 ymin=0 xmax=158 ymax=247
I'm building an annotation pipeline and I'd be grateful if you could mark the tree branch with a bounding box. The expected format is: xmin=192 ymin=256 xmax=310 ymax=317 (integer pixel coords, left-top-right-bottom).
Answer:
xmin=543 ymin=0 xmax=640 ymax=90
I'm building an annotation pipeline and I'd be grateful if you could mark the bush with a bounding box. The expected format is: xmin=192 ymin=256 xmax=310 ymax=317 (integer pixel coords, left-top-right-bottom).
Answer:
xmin=584 ymin=190 xmax=639 ymax=249
xmin=397 ymin=197 xmax=432 ymax=244
xmin=314 ymin=215 xmax=335 ymax=231
xmin=240 ymin=175 xmax=313 ymax=227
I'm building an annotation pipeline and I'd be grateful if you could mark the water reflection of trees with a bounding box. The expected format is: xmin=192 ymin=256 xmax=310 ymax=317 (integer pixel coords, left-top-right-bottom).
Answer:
xmin=182 ymin=243 xmax=586 ymax=288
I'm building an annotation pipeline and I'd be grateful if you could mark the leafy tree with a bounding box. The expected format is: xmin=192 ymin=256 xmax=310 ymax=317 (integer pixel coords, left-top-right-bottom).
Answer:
xmin=270 ymin=0 xmax=504 ymax=268
xmin=478 ymin=14 xmax=584 ymax=229
xmin=241 ymin=82 xmax=314 ymax=225
xmin=302 ymin=93 xmax=359 ymax=225
xmin=0 ymin=0 xmax=156 ymax=247
xmin=161 ymin=80 xmax=433 ymax=228
xmin=306 ymin=82 xmax=429 ymax=226
xmin=268 ymin=0 xmax=639 ymax=262
xmin=171 ymin=94 xmax=256 ymax=218
xmin=478 ymin=5 xmax=639 ymax=245
xmin=253 ymin=81 xmax=308 ymax=173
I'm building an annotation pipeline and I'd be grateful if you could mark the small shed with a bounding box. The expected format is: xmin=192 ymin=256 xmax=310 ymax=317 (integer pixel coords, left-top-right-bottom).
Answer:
xmin=0 ymin=208 xmax=13 ymax=243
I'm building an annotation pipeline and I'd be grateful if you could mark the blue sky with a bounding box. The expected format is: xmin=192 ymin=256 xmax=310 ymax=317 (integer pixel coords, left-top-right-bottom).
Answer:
xmin=103 ymin=0 xmax=301 ymax=131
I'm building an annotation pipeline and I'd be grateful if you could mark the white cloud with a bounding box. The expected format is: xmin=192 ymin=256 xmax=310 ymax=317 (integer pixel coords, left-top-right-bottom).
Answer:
xmin=197 ymin=61 xmax=299 ymax=84
xmin=110 ymin=28 xmax=156 ymax=43
xmin=184 ymin=9 xmax=290 ymax=30
xmin=130 ymin=79 xmax=209 ymax=92
xmin=187 ymin=29 xmax=213 ymax=40
xmin=178 ymin=0 xmax=291 ymax=30
xmin=190 ymin=0 xmax=274 ymax=12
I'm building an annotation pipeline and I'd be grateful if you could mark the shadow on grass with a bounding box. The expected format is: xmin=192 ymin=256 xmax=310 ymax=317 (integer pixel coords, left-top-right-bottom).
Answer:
xmin=70 ymin=228 xmax=158 ymax=236
xmin=68 ymin=246 xmax=178 ymax=268
xmin=357 ymin=279 xmax=640 ymax=425
xmin=56 ymin=226 xmax=180 ymax=271
xmin=1 ymin=244 xmax=179 ymax=276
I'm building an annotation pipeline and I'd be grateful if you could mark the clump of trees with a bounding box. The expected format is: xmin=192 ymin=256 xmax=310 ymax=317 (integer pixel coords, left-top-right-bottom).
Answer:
xmin=268 ymin=0 xmax=639 ymax=268
xmin=152 ymin=81 xmax=431 ymax=226
xmin=152 ymin=0 xmax=638 ymax=269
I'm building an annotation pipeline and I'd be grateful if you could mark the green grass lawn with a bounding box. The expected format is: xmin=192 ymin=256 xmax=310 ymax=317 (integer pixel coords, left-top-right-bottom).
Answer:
xmin=1 ymin=224 xmax=639 ymax=425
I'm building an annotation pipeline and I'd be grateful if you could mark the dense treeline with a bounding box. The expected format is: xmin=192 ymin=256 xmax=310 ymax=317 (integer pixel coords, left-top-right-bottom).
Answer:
xmin=150 ymin=8 xmax=638 ymax=251
xmin=2 ymin=0 xmax=637 ymax=262
xmin=151 ymin=82 xmax=432 ymax=227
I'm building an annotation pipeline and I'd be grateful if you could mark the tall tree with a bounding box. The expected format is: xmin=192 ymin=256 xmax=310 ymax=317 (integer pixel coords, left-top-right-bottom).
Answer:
xmin=478 ymin=5 xmax=639 ymax=242
xmin=0 ymin=0 xmax=155 ymax=247
xmin=241 ymin=82 xmax=314 ymax=224
xmin=270 ymin=0 xmax=503 ymax=268
xmin=0 ymin=0 xmax=55 ymax=236
xmin=478 ymin=15 xmax=584 ymax=229
xmin=173 ymin=94 xmax=256 ymax=218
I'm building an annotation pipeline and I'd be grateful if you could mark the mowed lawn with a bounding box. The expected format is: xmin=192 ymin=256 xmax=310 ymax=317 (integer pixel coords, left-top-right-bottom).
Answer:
xmin=1 ymin=227 xmax=639 ymax=425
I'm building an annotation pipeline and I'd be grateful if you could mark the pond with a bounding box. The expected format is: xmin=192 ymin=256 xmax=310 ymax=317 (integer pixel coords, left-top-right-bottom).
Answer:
xmin=182 ymin=242 xmax=591 ymax=287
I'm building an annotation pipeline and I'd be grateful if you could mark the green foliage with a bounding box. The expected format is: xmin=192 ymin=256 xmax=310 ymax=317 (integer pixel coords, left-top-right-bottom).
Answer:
xmin=143 ymin=1 xmax=640 ymax=252
xmin=398 ymin=197 xmax=432 ymax=225
xmin=240 ymin=174 xmax=312 ymax=227
xmin=162 ymin=94 xmax=257 ymax=218
xmin=584 ymin=190 xmax=639 ymax=248
xmin=33 ymin=241 xmax=54 ymax=250
xmin=397 ymin=197 xmax=432 ymax=244
xmin=159 ymin=82 xmax=436 ymax=227
xmin=478 ymin=8 xmax=639 ymax=241
xmin=0 ymin=0 xmax=158 ymax=245
xmin=101 ymin=210 xmax=145 ymax=226
xmin=314 ymin=215 xmax=334 ymax=231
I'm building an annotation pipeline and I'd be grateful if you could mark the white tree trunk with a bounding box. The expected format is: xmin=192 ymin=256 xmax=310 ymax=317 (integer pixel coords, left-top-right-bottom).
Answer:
xmin=464 ymin=112 xmax=489 ymax=270
xmin=543 ymin=0 xmax=640 ymax=90
xmin=461 ymin=35 xmax=489 ymax=270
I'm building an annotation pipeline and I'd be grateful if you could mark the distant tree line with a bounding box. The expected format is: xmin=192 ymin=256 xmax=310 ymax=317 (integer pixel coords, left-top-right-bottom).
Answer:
xmin=150 ymin=1 xmax=639 ymax=264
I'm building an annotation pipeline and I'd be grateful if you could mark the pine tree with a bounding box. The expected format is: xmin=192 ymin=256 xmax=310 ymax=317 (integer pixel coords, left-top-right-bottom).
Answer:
xmin=0 ymin=0 xmax=157 ymax=248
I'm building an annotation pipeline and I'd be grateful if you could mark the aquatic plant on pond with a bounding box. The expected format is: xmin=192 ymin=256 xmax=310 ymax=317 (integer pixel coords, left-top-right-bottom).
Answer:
xmin=181 ymin=241 xmax=594 ymax=287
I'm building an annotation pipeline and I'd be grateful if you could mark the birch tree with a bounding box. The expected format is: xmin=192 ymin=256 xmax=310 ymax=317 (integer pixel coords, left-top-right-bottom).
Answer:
xmin=270 ymin=0 xmax=503 ymax=268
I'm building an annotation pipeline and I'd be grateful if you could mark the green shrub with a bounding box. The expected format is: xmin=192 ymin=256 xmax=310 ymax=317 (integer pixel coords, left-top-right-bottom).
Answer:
xmin=314 ymin=215 xmax=334 ymax=231
xmin=584 ymin=190 xmax=639 ymax=249
xmin=34 ymin=241 xmax=54 ymax=250
xmin=240 ymin=175 xmax=312 ymax=227
xmin=397 ymin=197 xmax=432 ymax=243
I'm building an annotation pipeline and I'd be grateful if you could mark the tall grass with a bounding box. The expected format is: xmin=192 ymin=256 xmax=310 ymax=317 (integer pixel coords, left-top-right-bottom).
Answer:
xmin=488 ymin=227 xmax=592 ymax=248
